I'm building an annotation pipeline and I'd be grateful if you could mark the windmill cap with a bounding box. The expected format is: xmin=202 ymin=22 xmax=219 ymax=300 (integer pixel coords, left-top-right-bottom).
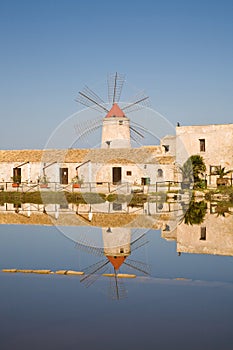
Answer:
xmin=106 ymin=103 xmax=125 ymax=118
xmin=107 ymin=256 xmax=126 ymax=270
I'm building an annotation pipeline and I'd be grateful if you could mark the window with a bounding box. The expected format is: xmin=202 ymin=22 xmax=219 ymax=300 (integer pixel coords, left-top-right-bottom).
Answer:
xmin=113 ymin=203 xmax=122 ymax=211
xmin=200 ymin=227 xmax=206 ymax=240
xmin=119 ymin=120 xmax=123 ymax=125
xmin=199 ymin=139 xmax=205 ymax=152
xmin=157 ymin=203 xmax=163 ymax=210
xmin=126 ymin=171 xmax=132 ymax=176
xmin=157 ymin=169 xmax=163 ymax=177
xmin=163 ymin=145 xmax=169 ymax=153
xmin=60 ymin=203 xmax=69 ymax=209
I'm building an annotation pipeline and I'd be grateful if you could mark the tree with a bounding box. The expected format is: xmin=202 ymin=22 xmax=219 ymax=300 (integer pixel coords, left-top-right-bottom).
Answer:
xmin=182 ymin=200 xmax=207 ymax=225
xmin=179 ymin=155 xmax=206 ymax=189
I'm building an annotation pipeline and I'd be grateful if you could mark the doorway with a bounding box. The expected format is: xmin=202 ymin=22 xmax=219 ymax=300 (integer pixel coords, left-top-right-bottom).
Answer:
xmin=112 ymin=167 xmax=121 ymax=185
xmin=13 ymin=168 xmax=21 ymax=183
xmin=60 ymin=168 xmax=68 ymax=185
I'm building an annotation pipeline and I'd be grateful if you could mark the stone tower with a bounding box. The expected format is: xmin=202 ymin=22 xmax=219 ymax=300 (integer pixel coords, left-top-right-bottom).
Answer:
xmin=101 ymin=103 xmax=131 ymax=148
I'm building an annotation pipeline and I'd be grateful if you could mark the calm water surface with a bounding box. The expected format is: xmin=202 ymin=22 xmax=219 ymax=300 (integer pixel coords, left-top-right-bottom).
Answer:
xmin=0 ymin=214 xmax=233 ymax=350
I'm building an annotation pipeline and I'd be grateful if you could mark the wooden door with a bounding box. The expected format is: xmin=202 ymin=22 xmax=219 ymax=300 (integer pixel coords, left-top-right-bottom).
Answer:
xmin=60 ymin=168 xmax=68 ymax=185
xmin=112 ymin=167 xmax=121 ymax=185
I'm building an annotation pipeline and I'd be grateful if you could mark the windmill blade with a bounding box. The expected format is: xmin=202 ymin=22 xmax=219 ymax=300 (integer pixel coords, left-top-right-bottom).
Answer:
xmin=122 ymin=90 xmax=150 ymax=114
xmin=108 ymin=270 xmax=127 ymax=300
xmin=130 ymin=132 xmax=141 ymax=146
xmin=124 ymin=258 xmax=150 ymax=275
xmin=76 ymin=87 xmax=109 ymax=113
xmin=131 ymin=234 xmax=149 ymax=252
xmin=74 ymin=117 xmax=102 ymax=145
xmin=82 ymin=85 xmax=106 ymax=106
xmin=80 ymin=259 xmax=110 ymax=287
xmin=129 ymin=125 xmax=145 ymax=145
xmin=107 ymin=72 xmax=125 ymax=104
xmin=75 ymin=242 xmax=105 ymax=257
xmin=130 ymin=126 xmax=144 ymax=138
xmin=131 ymin=121 xmax=160 ymax=144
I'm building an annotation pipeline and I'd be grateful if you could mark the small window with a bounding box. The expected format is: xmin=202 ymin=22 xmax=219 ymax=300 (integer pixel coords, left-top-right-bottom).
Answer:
xmin=119 ymin=120 xmax=123 ymax=125
xmin=97 ymin=182 xmax=103 ymax=185
xmin=60 ymin=203 xmax=69 ymax=209
xmin=199 ymin=139 xmax=205 ymax=152
xmin=163 ymin=145 xmax=169 ymax=153
xmin=126 ymin=171 xmax=132 ymax=176
xmin=157 ymin=169 xmax=163 ymax=177
xmin=157 ymin=203 xmax=163 ymax=210
xmin=113 ymin=203 xmax=122 ymax=211
xmin=200 ymin=227 xmax=206 ymax=240
xmin=120 ymin=248 xmax=124 ymax=253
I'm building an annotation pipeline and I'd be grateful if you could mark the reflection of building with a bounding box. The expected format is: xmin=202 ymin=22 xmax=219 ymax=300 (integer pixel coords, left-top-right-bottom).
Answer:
xmin=163 ymin=208 xmax=233 ymax=257
xmin=65 ymin=226 xmax=150 ymax=299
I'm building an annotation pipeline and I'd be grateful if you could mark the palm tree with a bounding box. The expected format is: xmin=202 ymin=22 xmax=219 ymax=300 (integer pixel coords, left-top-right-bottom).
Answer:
xmin=179 ymin=155 xmax=206 ymax=189
xmin=181 ymin=200 xmax=207 ymax=225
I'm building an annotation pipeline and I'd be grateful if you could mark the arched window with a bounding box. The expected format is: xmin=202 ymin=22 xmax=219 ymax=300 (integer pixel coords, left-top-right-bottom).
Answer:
xmin=157 ymin=169 xmax=163 ymax=177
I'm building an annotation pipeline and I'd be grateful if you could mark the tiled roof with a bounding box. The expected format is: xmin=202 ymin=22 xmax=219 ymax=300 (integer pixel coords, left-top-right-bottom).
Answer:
xmin=0 ymin=147 xmax=174 ymax=164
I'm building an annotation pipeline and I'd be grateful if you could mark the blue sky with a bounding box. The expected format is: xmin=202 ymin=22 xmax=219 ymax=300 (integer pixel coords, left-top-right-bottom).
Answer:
xmin=0 ymin=0 xmax=232 ymax=149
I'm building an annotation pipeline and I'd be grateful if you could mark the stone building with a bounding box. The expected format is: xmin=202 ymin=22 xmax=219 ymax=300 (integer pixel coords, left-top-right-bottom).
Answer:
xmin=0 ymin=147 xmax=175 ymax=190
xmin=175 ymin=123 xmax=233 ymax=186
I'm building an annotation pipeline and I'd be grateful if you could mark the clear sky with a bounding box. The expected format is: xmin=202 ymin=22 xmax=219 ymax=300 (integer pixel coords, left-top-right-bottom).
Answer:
xmin=0 ymin=0 xmax=232 ymax=149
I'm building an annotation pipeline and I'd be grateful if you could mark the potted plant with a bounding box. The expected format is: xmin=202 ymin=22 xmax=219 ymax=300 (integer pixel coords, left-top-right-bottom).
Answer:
xmin=11 ymin=175 xmax=21 ymax=187
xmin=72 ymin=176 xmax=83 ymax=188
xmin=38 ymin=174 xmax=49 ymax=188
xmin=216 ymin=167 xmax=232 ymax=187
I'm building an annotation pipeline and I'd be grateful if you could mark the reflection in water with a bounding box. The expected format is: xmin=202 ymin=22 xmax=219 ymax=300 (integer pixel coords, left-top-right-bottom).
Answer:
xmin=66 ymin=227 xmax=150 ymax=299
xmin=1 ymin=199 xmax=233 ymax=294
xmin=1 ymin=198 xmax=233 ymax=349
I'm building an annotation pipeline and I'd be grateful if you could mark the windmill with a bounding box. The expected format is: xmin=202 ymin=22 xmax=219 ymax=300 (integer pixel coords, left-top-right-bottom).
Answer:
xmin=79 ymin=228 xmax=150 ymax=300
xmin=75 ymin=72 xmax=150 ymax=148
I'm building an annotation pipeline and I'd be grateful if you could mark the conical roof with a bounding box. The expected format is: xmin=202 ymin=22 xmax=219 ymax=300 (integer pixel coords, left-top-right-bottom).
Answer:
xmin=106 ymin=256 xmax=126 ymax=270
xmin=106 ymin=103 xmax=125 ymax=118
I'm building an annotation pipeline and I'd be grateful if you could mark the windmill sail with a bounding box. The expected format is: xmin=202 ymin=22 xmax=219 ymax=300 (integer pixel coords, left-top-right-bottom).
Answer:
xmin=76 ymin=86 xmax=109 ymax=113
xmin=107 ymin=72 xmax=125 ymax=104
xmin=124 ymin=258 xmax=150 ymax=275
xmin=122 ymin=90 xmax=150 ymax=114
xmin=80 ymin=259 xmax=110 ymax=287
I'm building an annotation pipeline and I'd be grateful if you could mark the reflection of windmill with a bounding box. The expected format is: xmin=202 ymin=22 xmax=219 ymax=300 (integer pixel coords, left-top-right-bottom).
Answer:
xmin=79 ymin=228 xmax=150 ymax=300
xmin=75 ymin=72 xmax=150 ymax=147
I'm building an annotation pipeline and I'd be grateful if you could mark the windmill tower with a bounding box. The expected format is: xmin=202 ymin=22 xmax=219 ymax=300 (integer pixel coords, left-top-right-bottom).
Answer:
xmin=75 ymin=72 xmax=149 ymax=148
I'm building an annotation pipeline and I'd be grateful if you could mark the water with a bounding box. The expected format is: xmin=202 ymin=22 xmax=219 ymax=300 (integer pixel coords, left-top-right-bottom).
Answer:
xmin=0 ymin=202 xmax=233 ymax=350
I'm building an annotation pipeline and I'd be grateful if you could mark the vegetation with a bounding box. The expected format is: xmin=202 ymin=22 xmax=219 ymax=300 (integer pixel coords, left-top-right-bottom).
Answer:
xmin=215 ymin=167 xmax=233 ymax=187
xmin=182 ymin=200 xmax=207 ymax=225
xmin=0 ymin=191 xmax=106 ymax=205
xmin=205 ymin=187 xmax=233 ymax=202
xmin=179 ymin=155 xmax=206 ymax=189
xmin=215 ymin=167 xmax=232 ymax=178
xmin=71 ymin=175 xmax=84 ymax=184
xmin=213 ymin=201 xmax=233 ymax=217
xmin=38 ymin=174 xmax=49 ymax=184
